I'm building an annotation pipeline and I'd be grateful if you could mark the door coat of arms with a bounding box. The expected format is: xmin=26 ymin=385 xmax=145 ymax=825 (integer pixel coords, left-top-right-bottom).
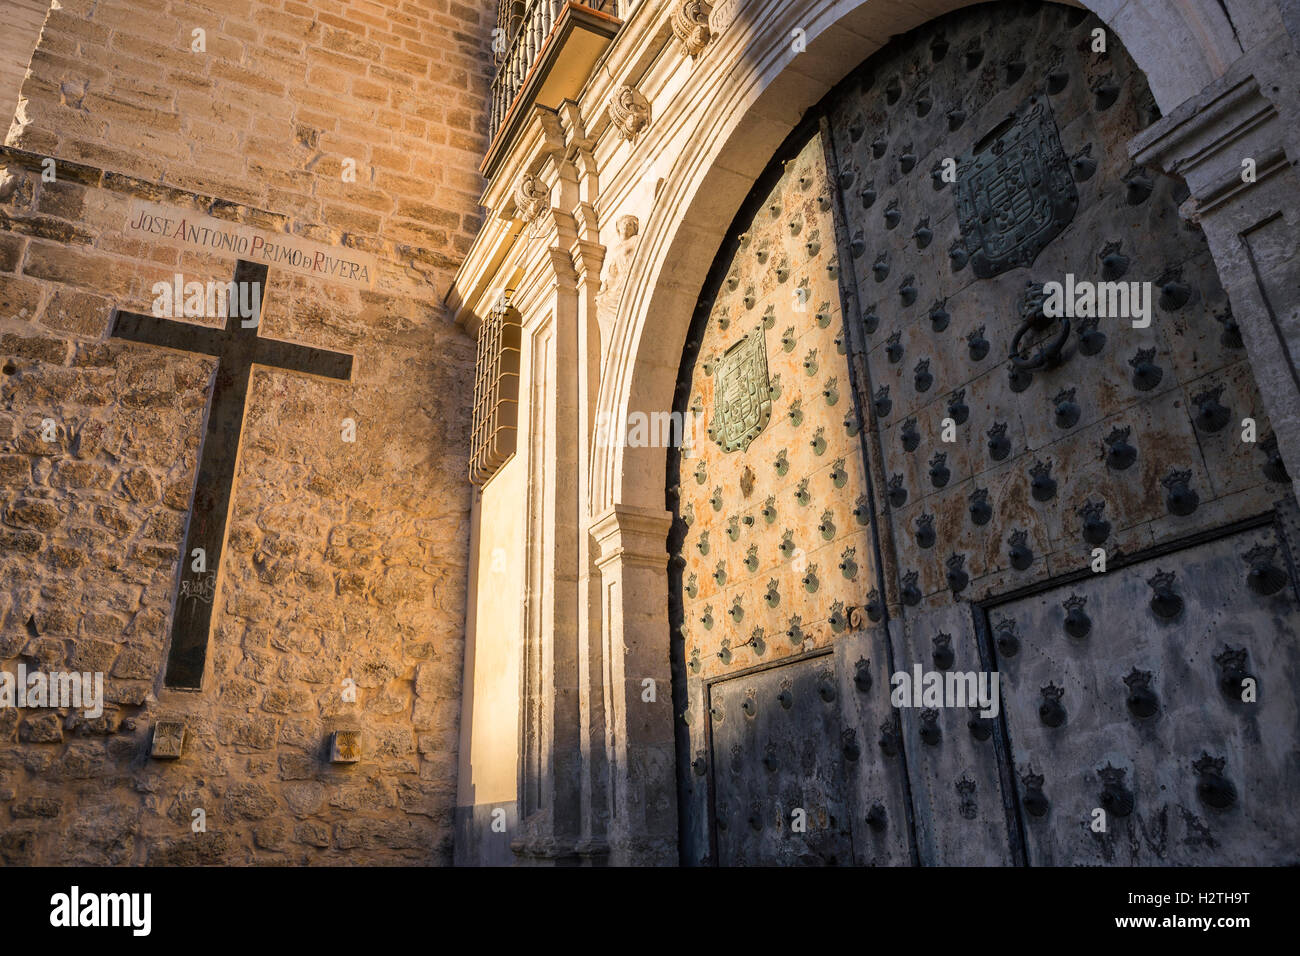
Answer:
xmin=955 ymin=95 xmax=1078 ymax=278
xmin=713 ymin=329 xmax=771 ymax=453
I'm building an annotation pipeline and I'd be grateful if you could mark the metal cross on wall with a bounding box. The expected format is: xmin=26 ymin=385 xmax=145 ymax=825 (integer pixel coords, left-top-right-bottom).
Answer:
xmin=109 ymin=259 xmax=353 ymax=689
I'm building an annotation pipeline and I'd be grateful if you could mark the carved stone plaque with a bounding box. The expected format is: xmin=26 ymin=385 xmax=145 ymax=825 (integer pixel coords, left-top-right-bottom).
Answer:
xmin=150 ymin=721 xmax=185 ymax=760
xmin=712 ymin=328 xmax=771 ymax=453
xmin=955 ymin=95 xmax=1078 ymax=278
xmin=329 ymin=729 xmax=362 ymax=763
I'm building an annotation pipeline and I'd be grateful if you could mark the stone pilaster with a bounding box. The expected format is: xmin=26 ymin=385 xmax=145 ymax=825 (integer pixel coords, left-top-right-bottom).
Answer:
xmin=565 ymin=118 xmax=612 ymax=864
xmin=509 ymin=156 xmax=586 ymax=864
xmin=1131 ymin=34 xmax=1300 ymax=502
xmin=592 ymin=503 xmax=678 ymax=866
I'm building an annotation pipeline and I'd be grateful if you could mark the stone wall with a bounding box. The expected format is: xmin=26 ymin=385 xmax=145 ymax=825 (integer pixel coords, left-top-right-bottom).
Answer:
xmin=0 ymin=0 xmax=492 ymax=864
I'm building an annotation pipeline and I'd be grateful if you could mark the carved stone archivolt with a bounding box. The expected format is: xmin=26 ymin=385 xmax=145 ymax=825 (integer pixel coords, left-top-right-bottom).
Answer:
xmin=671 ymin=0 xmax=713 ymax=58
xmin=609 ymin=85 xmax=651 ymax=143
xmin=513 ymin=172 xmax=549 ymax=224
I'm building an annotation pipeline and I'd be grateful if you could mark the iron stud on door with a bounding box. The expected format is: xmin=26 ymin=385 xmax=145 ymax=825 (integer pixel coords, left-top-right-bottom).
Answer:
xmin=1098 ymin=765 xmax=1135 ymax=818
xmin=1244 ymin=544 xmax=1287 ymax=596
xmin=1038 ymin=683 xmax=1066 ymax=728
xmin=946 ymin=554 xmax=969 ymax=595
xmin=1062 ymin=594 xmax=1090 ymax=639
xmin=1124 ymin=669 xmax=1159 ymax=719
xmin=1020 ymin=771 xmax=1049 ymax=818
xmin=1194 ymin=754 xmax=1237 ymax=811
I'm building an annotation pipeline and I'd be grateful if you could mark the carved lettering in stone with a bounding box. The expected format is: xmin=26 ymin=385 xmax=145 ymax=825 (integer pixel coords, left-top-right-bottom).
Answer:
xmin=955 ymin=95 xmax=1078 ymax=278
xmin=712 ymin=328 xmax=771 ymax=453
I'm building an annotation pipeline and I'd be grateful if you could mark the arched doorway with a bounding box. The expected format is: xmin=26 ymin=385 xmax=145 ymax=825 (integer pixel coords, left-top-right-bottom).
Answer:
xmin=667 ymin=0 xmax=1300 ymax=865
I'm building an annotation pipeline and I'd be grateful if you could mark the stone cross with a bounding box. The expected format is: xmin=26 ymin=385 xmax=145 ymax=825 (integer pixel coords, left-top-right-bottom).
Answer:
xmin=109 ymin=259 xmax=353 ymax=688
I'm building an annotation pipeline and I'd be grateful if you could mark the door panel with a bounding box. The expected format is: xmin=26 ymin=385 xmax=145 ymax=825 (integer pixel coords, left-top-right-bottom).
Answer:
xmin=708 ymin=654 xmax=854 ymax=866
xmin=825 ymin=3 xmax=1280 ymax=613
xmin=833 ymin=629 xmax=914 ymax=865
xmin=892 ymin=604 xmax=1016 ymax=865
xmin=671 ymin=131 xmax=894 ymax=865
xmin=819 ymin=0 xmax=1294 ymax=866
xmin=994 ymin=522 xmax=1300 ymax=865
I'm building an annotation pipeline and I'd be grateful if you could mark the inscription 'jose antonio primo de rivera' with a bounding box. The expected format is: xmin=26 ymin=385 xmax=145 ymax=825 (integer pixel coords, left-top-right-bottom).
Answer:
xmin=126 ymin=199 xmax=378 ymax=288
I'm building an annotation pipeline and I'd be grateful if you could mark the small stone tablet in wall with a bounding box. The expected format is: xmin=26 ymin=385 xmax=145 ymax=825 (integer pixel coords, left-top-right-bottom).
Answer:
xmin=329 ymin=730 xmax=362 ymax=764
xmin=150 ymin=721 xmax=185 ymax=759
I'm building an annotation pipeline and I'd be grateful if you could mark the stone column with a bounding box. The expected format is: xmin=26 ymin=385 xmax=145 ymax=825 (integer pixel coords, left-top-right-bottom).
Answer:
xmin=592 ymin=503 xmax=678 ymax=866
xmin=1131 ymin=34 xmax=1300 ymax=501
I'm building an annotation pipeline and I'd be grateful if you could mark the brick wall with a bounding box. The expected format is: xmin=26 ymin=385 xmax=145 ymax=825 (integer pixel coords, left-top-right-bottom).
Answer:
xmin=0 ymin=0 xmax=492 ymax=864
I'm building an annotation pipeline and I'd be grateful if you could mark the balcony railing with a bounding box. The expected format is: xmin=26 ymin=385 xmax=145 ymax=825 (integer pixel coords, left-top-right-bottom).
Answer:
xmin=486 ymin=0 xmax=623 ymax=171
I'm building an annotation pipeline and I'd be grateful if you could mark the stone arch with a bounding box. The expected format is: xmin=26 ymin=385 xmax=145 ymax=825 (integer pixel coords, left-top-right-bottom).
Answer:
xmin=596 ymin=0 xmax=1260 ymax=519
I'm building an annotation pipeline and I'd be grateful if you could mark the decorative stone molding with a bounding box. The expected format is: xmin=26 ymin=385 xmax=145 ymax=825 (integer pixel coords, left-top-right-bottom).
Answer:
xmin=513 ymin=172 xmax=550 ymax=224
xmin=671 ymin=0 xmax=713 ymax=59
xmin=1130 ymin=72 xmax=1282 ymax=217
xmin=609 ymin=85 xmax=651 ymax=143
xmin=590 ymin=502 xmax=678 ymax=866
xmin=708 ymin=0 xmax=739 ymax=34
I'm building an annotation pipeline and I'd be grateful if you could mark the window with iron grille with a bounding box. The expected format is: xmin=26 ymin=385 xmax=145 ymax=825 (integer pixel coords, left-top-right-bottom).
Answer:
xmin=470 ymin=295 xmax=522 ymax=484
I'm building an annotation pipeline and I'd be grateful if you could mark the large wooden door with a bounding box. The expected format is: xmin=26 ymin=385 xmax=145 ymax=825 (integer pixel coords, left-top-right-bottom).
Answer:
xmin=671 ymin=0 xmax=1300 ymax=865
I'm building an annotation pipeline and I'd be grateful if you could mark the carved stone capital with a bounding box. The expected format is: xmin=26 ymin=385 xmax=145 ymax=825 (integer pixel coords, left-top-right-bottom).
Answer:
xmin=609 ymin=85 xmax=651 ymax=143
xmin=592 ymin=504 xmax=673 ymax=571
xmin=671 ymin=0 xmax=713 ymax=59
xmin=1130 ymin=69 xmax=1282 ymax=216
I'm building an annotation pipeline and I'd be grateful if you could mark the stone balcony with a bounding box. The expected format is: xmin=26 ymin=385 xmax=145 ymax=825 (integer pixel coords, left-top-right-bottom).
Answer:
xmin=484 ymin=0 xmax=625 ymax=178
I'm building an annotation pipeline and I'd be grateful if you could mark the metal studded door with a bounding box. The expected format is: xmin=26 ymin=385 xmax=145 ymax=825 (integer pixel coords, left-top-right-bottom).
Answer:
xmin=671 ymin=0 xmax=1300 ymax=866
xmin=669 ymin=132 xmax=913 ymax=866
xmin=991 ymin=519 xmax=1300 ymax=865
xmin=706 ymin=652 xmax=854 ymax=865
xmin=819 ymin=1 xmax=1299 ymax=864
